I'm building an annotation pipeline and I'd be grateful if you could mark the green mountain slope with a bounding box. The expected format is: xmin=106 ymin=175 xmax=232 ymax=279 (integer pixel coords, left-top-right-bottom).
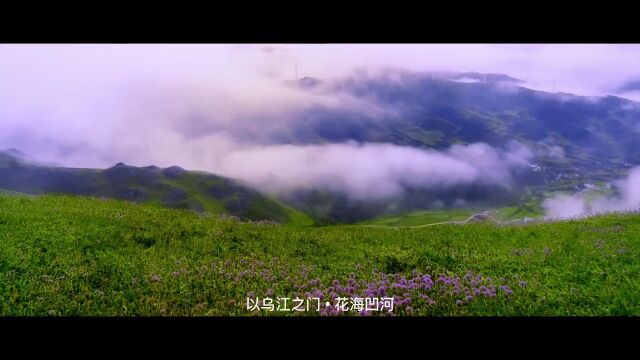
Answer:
xmin=0 ymin=150 xmax=311 ymax=224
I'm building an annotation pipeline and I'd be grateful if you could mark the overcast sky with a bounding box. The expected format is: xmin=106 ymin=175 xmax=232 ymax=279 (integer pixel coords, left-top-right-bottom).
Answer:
xmin=3 ymin=44 xmax=640 ymax=98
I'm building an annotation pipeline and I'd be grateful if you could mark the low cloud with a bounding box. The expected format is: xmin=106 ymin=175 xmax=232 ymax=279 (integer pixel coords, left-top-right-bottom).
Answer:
xmin=210 ymin=141 xmax=532 ymax=200
xmin=2 ymin=44 xmax=638 ymax=204
xmin=543 ymin=167 xmax=640 ymax=219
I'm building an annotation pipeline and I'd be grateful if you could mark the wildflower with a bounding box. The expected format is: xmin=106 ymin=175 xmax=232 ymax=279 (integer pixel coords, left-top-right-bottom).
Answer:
xmin=519 ymin=281 xmax=527 ymax=287
xmin=247 ymin=291 xmax=255 ymax=299
xmin=151 ymin=274 xmax=161 ymax=282
xmin=456 ymin=300 xmax=464 ymax=306
xmin=405 ymin=306 xmax=414 ymax=315
xmin=403 ymin=298 xmax=412 ymax=305
xmin=466 ymin=295 xmax=473 ymax=302
xmin=266 ymin=288 xmax=274 ymax=296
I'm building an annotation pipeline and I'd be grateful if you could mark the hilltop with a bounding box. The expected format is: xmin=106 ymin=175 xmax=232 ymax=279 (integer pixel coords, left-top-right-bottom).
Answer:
xmin=0 ymin=149 xmax=311 ymax=224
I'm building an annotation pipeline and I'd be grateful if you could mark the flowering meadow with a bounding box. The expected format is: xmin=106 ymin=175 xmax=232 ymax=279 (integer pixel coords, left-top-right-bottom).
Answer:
xmin=0 ymin=193 xmax=638 ymax=316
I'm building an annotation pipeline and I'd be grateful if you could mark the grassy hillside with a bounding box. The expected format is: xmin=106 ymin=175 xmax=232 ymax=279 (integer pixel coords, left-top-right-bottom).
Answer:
xmin=0 ymin=193 xmax=638 ymax=316
xmin=0 ymin=153 xmax=310 ymax=224
xmin=359 ymin=209 xmax=475 ymax=227
xmin=357 ymin=199 xmax=546 ymax=228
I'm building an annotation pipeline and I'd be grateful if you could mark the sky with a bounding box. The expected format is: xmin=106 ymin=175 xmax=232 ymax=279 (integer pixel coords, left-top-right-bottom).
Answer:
xmin=2 ymin=44 xmax=640 ymax=200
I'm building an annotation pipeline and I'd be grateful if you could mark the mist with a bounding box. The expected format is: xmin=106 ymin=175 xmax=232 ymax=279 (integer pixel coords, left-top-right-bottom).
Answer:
xmin=1 ymin=44 xmax=639 ymax=201
xmin=209 ymin=141 xmax=532 ymax=200
xmin=543 ymin=167 xmax=640 ymax=219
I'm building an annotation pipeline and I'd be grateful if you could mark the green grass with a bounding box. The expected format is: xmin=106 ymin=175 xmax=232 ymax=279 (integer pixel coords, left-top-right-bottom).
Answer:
xmin=0 ymin=193 xmax=638 ymax=316
xmin=359 ymin=209 xmax=475 ymax=227
xmin=163 ymin=172 xmax=226 ymax=214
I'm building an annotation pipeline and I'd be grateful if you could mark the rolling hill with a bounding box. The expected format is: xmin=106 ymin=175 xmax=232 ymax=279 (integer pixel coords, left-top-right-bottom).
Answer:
xmin=276 ymin=72 xmax=640 ymax=222
xmin=3 ymin=71 xmax=640 ymax=225
xmin=0 ymin=149 xmax=311 ymax=224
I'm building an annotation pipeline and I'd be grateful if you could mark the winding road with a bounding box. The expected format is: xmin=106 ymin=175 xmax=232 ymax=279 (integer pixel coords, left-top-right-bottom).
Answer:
xmin=360 ymin=211 xmax=528 ymax=229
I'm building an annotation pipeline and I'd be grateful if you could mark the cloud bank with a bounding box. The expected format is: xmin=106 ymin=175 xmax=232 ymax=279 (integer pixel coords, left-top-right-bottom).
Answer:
xmin=210 ymin=141 xmax=532 ymax=200
xmin=0 ymin=44 xmax=638 ymax=202
xmin=543 ymin=167 xmax=640 ymax=219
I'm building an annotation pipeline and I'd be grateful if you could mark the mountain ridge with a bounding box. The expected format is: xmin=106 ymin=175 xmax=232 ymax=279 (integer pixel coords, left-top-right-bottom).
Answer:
xmin=0 ymin=150 xmax=310 ymax=224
